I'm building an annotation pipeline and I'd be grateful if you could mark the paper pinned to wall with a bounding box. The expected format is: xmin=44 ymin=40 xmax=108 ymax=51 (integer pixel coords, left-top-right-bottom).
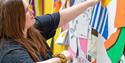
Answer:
xmin=114 ymin=0 xmax=125 ymax=28
xmin=90 ymin=2 xmax=109 ymax=39
xmin=56 ymin=29 xmax=69 ymax=45
xmin=101 ymin=0 xmax=111 ymax=7
xmin=107 ymin=27 xmax=125 ymax=63
xmin=97 ymin=34 xmax=111 ymax=63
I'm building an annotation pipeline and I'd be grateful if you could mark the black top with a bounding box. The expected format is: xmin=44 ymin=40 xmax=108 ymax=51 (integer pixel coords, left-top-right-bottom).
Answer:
xmin=0 ymin=12 xmax=60 ymax=63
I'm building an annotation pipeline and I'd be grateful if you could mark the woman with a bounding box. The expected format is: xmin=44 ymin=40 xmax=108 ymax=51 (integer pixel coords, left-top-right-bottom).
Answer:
xmin=0 ymin=0 xmax=100 ymax=63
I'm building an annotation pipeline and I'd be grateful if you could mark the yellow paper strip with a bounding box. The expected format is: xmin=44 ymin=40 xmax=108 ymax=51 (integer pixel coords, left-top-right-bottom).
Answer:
xmin=101 ymin=0 xmax=111 ymax=7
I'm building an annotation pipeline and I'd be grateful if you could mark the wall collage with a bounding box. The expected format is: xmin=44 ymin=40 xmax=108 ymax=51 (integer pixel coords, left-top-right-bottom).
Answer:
xmin=30 ymin=0 xmax=125 ymax=63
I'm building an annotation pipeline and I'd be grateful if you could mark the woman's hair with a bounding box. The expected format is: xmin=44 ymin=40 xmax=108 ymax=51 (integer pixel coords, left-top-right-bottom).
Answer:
xmin=0 ymin=0 xmax=49 ymax=61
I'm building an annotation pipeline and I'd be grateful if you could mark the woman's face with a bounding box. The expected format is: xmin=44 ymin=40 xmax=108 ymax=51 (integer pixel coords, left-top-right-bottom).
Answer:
xmin=23 ymin=0 xmax=35 ymax=30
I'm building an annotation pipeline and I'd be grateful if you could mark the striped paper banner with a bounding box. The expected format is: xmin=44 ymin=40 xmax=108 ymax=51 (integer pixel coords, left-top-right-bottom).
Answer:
xmin=90 ymin=2 xmax=108 ymax=39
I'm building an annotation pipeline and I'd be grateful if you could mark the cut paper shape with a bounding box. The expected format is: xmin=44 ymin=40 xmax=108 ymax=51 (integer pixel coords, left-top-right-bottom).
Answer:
xmin=107 ymin=0 xmax=117 ymax=36
xmin=31 ymin=0 xmax=36 ymax=16
xmin=119 ymin=55 xmax=125 ymax=63
xmin=88 ymin=35 xmax=98 ymax=60
xmin=101 ymin=0 xmax=111 ymax=7
xmin=60 ymin=0 xmax=66 ymax=9
xmin=68 ymin=46 xmax=76 ymax=58
xmin=114 ymin=0 xmax=125 ymax=28
xmin=73 ymin=56 xmax=90 ymax=63
xmin=70 ymin=0 xmax=75 ymax=6
xmin=90 ymin=2 xmax=108 ymax=39
xmin=104 ymin=29 xmax=120 ymax=49
xmin=54 ymin=0 xmax=62 ymax=12
xmin=44 ymin=0 xmax=53 ymax=14
xmin=56 ymin=29 xmax=68 ymax=45
xmin=79 ymin=38 xmax=88 ymax=55
xmin=34 ymin=0 xmax=41 ymax=16
xmin=97 ymin=34 xmax=111 ymax=63
xmin=107 ymin=27 xmax=125 ymax=63
xmin=69 ymin=7 xmax=92 ymax=38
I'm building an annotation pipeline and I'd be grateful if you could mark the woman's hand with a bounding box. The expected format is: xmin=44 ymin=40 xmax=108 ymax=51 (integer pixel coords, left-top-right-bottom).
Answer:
xmin=59 ymin=0 xmax=103 ymax=27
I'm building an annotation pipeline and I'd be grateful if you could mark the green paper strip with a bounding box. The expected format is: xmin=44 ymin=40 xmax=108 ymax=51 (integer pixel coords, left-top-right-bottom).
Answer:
xmin=35 ymin=0 xmax=40 ymax=16
xmin=107 ymin=27 xmax=125 ymax=63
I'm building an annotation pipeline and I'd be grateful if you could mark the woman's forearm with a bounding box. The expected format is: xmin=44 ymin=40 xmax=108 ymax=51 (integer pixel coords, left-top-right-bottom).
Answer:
xmin=58 ymin=0 xmax=98 ymax=27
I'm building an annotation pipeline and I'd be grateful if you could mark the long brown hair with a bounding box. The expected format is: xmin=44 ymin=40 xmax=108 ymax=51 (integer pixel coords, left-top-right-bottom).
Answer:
xmin=0 ymin=0 xmax=48 ymax=62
